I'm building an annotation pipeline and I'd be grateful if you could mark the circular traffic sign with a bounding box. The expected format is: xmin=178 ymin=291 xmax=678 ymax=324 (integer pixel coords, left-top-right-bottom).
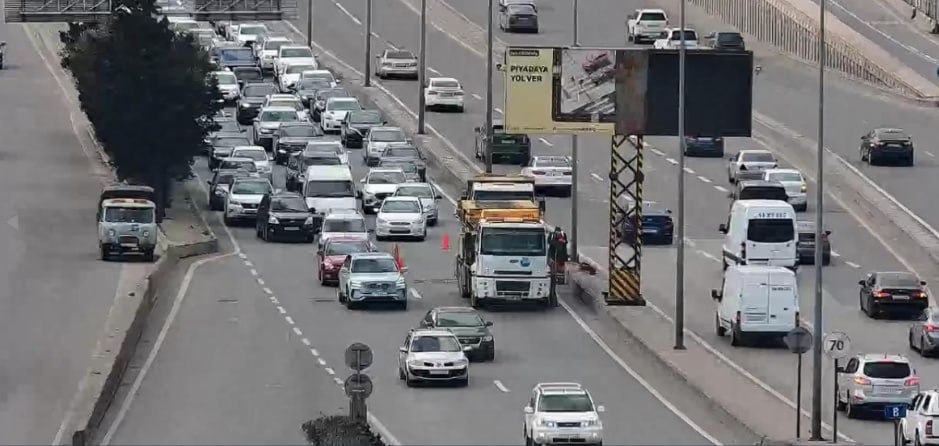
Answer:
xmin=344 ymin=373 xmax=373 ymax=398
xmin=344 ymin=343 xmax=373 ymax=371
xmin=784 ymin=326 xmax=813 ymax=354
xmin=823 ymin=332 xmax=852 ymax=360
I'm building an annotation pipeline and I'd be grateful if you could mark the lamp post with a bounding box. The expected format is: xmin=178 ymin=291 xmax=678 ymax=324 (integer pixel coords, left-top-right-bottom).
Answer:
xmin=417 ymin=0 xmax=427 ymax=134
xmin=484 ymin=0 xmax=494 ymax=173
xmin=810 ymin=0 xmax=827 ymax=440
xmin=674 ymin=0 xmax=687 ymax=350
xmin=364 ymin=0 xmax=373 ymax=87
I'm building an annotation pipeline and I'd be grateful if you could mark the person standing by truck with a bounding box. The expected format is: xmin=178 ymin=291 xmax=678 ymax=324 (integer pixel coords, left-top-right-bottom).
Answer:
xmin=548 ymin=226 xmax=569 ymax=284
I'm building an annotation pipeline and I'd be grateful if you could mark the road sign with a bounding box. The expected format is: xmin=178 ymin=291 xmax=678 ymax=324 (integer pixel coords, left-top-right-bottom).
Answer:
xmin=344 ymin=373 xmax=373 ymax=398
xmin=823 ymin=332 xmax=852 ymax=360
xmin=344 ymin=343 xmax=373 ymax=371
xmin=784 ymin=326 xmax=813 ymax=354
xmin=884 ymin=405 xmax=907 ymax=420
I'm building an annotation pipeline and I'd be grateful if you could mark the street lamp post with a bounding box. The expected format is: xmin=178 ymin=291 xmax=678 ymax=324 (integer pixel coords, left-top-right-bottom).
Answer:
xmin=418 ymin=0 xmax=427 ymax=134
xmin=810 ymin=0 xmax=827 ymax=440
xmin=364 ymin=0 xmax=373 ymax=87
xmin=674 ymin=0 xmax=687 ymax=350
xmin=306 ymin=0 xmax=313 ymax=48
xmin=570 ymin=0 xmax=580 ymax=262
xmin=485 ymin=0 xmax=494 ymax=173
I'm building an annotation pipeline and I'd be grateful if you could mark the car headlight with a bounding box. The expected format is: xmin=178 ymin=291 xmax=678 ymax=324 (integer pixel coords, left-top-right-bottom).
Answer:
xmin=239 ymin=102 xmax=248 ymax=108
xmin=395 ymin=277 xmax=406 ymax=288
xmin=304 ymin=216 xmax=314 ymax=225
xmin=377 ymin=217 xmax=389 ymax=224
xmin=108 ymin=229 xmax=117 ymax=237
xmin=260 ymin=128 xmax=274 ymax=134
xmin=407 ymin=359 xmax=422 ymax=367
xmin=482 ymin=335 xmax=493 ymax=342
xmin=349 ymin=280 xmax=363 ymax=288
xmin=142 ymin=230 xmax=150 ymax=238
xmin=268 ymin=215 xmax=279 ymax=224
xmin=801 ymin=184 xmax=807 ymax=192
xmin=538 ymin=420 xmax=557 ymax=428
xmin=229 ymin=200 xmax=241 ymax=206
xmin=583 ymin=419 xmax=599 ymax=427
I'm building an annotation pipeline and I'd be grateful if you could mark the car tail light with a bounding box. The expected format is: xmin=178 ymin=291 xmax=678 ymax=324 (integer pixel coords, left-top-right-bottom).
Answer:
xmin=905 ymin=377 xmax=920 ymax=387
xmin=454 ymin=91 xmax=464 ymax=96
xmin=874 ymin=291 xmax=891 ymax=298
xmin=532 ymin=170 xmax=546 ymax=175
xmin=926 ymin=420 xmax=933 ymax=437
xmin=428 ymin=90 xmax=438 ymax=95
xmin=854 ymin=376 xmax=871 ymax=385
xmin=562 ymin=171 xmax=572 ymax=176
xmin=916 ymin=291 xmax=928 ymax=299
xmin=926 ymin=324 xmax=938 ymax=332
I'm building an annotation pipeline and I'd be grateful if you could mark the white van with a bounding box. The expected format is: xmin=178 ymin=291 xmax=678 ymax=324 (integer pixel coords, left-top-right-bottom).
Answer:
xmin=712 ymin=265 xmax=800 ymax=346
xmin=719 ymin=199 xmax=797 ymax=270
xmin=302 ymin=165 xmax=356 ymax=215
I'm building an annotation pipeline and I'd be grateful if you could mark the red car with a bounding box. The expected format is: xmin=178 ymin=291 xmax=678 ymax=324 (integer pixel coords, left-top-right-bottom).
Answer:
xmin=582 ymin=51 xmax=611 ymax=74
xmin=317 ymin=238 xmax=376 ymax=285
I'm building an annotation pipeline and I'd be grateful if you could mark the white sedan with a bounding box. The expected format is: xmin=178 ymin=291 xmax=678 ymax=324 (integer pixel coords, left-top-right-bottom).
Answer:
xmin=521 ymin=155 xmax=572 ymax=196
xmin=762 ymin=168 xmax=808 ymax=212
xmin=375 ymin=196 xmax=426 ymax=241
xmin=424 ymin=77 xmax=464 ymax=112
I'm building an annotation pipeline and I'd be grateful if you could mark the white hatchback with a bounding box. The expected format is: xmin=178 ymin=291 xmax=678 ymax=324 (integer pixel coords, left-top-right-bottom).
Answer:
xmin=376 ymin=196 xmax=426 ymax=241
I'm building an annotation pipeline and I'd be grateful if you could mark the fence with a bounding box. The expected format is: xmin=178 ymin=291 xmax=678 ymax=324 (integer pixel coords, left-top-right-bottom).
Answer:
xmin=688 ymin=0 xmax=933 ymax=99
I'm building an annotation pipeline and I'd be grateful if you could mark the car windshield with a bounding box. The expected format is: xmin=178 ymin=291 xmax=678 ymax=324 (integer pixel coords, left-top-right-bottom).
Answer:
xmin=535 ymin=158 xmax=570 ymax=168
xmin=328 ymin=100 xmax=361 ymax=111
xmin=325 ymin=241 xmax=369 ymax=256
xmin=352 ymin=111 xmax=383 ymax=124
xmin=747 ymin=219 xmax=795 ymax=243
xmin=281 ymin=126 xmax=317 ymax=137
xmin=269 ymin=100 xmax=302 ymax=110
xmin=233 ymin=69 xmax=262 ymax=81
xmin=305 ymin=180 xmax=354 ymax=198
xmin=282 ymin=48 xmax=314 ymax=58
xmin=509 ymin=4 xmax=535 ymax=14
xmin=243 ymin=85 xmax=277 ymax=97
xmin=272 ymin=197 xmax=308 ymax=212
xmin=371 ymin=130 xmax=406 ymax=142
xmin=382 ymin=200 xmax=421 ymax=213
xmin=286 ymin=64 xmax=316 ymax=74
xmin=218 ymin=160 xmax=257 ymax=171
xmin=369 ymin=171 xmax=406 ymax=184
xmin=863 ymin=361 xmax=911 ymax=379
xmin=717 ymin=33 xmax=743 ymax=43
xmin=384 ymin=146 xmax=420 ymax=158
xmin=396 ymin=186 xmax=433 ymax=198
xmin=264 ymin=40 xmax=288 ymax=51
xmin=410 ymin=335 xmax=462 ymax=352
xmin=384 ymin=162 xmax=417 ymax=173
xmin=231 ymin=181 xmax=271 ymax=195
xmin=351 ymin=257 xmax=398 ymax=273
xmin=537 ymin=394 xmax=594 ymax=413
xmin=767 ymin=172 xmax=802 ymax=182
xmin=214 ymin=136 xmax=251 ymax=147
xmin=215 ymin=174 xmax=239 ymax=185
xmin=639 ymin=12 xmax=667 ymax=20
xmin=302 ymin=155 xmax=341 ymax=165
xmin=303 ymin=72 xmax=333 ymax=81
xmin=436 ymin=312 xmax=484 ymax=327
xmin=742 ymin=152 xmax=775 ymax=162
xmin=219 ymin=48 xmax=255 ymax=62
xmin=232 ymin=150 xmax=267 ymax=161
xmin=298 ymin=79 xmax=331 ymax=90
xmin=879 ymin=273 xmax=920 ymax=288
xmin=214 ymin=73 xmax=237 ymax=85
xmin=480 ymin=227 xmax=546 ymax=256
xmin=474 ymin=190 xmax=534 ymax=201
xmin=670 ymin=30 xmax=697 ymax=40
xmin=387 ymin=51 xmax=415 ymax=59
xmin=324 ymin=218 xmax=367 ymax=232
xmin=104 ymin=206 xmax=154 ymax=223
xmin=261 ymin=110 xmax=298 ymax=122
xmin=432 ymin=80 xmax=460 ymax=88
xmin=239 ymin=25 xmax=266 ymax=35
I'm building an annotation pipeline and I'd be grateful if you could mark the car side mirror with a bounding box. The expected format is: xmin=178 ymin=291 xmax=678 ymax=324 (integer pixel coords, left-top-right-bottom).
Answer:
xmin=711 ymin=289 xmax=722 ymax=300
xmin=921 ymin=280 xmax=928 ymax=286
xmin=539 ymin=200 xmax=546 ymax=212
xmin=718 ymin=223 xmax=727 ymax=234
xmin=825 ymin=230 xmax=832 ymax=236
xmin=524 ymin=406 xmax=534 ymax=414
xmin=727 ymin=156 xmax=734 ymax=161
xmin=485 ymin=321 xmax=493 ymax=326
xmin=836 ymin=366 xmax=845 ymax=373
xmin=858 ymin=280 xmax=866 ymax=286
xmin=400 ymin=266 xmax=409 ymax=273
xmin=435 ymin=194 xmax=442 ymax=200
xmin=596 ymin=405 xmax=605 ymax=413
xmin=359 ymin=178 xmax=366 ymax=183
xmin=399 ymin=346 xmax=407 ymax=353
xmin=356 ymin=190 xmax=363 ymax=198
xmin=474 ymin=126 xmax=481 ymax=133
xmin=206 ymin=180 xmax=212 ymax=185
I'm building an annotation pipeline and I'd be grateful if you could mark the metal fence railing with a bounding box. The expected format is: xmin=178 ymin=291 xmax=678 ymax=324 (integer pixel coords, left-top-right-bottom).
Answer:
xmin=688 ymin=0 xmax=933 ymax=99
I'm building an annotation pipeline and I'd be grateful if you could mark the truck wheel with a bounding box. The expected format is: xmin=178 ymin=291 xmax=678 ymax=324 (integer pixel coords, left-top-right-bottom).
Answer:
xmin=715 ymin=313 xmax=726 ymax=336
xmin=730 ymin=324 xmax=742 ymax=346
xmin=470 ymin=293 xmax=480 ymax=309
xmin=100 ymin=245 xmax=110 ymax=261
xmin=143 ymin=249 xmax=155 ymax=262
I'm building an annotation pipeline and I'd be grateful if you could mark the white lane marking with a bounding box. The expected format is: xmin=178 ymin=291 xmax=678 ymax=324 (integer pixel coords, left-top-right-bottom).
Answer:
xmin=682 ymin=167 xmax=695 ymax=175
xmin=334 ymin=2 xmax=362 ymax=25
xmin=334 ymin=377 xmax=344 ymax=386
xmin=301 ymin=337 xmax=311 ymax=346
xmin=538 ymin=137 xmax=554 ymax=146
xmin=714 ymin=185 xmax=729 ymax=193
xmin=318 ymin=358 xmax=327 ymax=366
xmin=311 ymin=348 xmax=320 ymax=356
xmin=409 ymin=288 xmax=422 ymax=300
xmin=926 ymin=151 xmax=936 ymax=158
xmin=697 ymin=176 xmax=712 ymax=184
xmin=696 ymin=249 xmax=720 ymax=263
xmin=427 ymin=67 xmax=441 ymax=75
xmin=263 ymin=287 xmax=273 ymax=295
xmin=494 ymin=380 xmax=510 ymax=392
xmin=665 ymin=157 xmax=678 ymax=165
xmin=270 ymin=296 xmax=280 ymax=305
xmin=277 ymin=306 xmax=287 ymax=314
xmin=590 ymin=173 xmax=604 ymax=182
xmin=325 ymin=367 xmax=336 ymax=375
xmin=285 ymin=316 xmax=295 ymax=325
xmin=494 ymin=108 xmax=503 ymax=114
xmin=250 ymin=268 xmax=258 ymax=276
xmin=684 ymin=238 xmax=697 ymax=248
xmin=845 ymin=261 xmax=861 ymax=268
xmin=370 ymin=31 xmax=381 ymax=39
xmin=829 ymin=0 xmax=939 ymax=65
xmin=257 ymin=278 xmax=266 ymax=286
xmin=650 ymin=148 xmax=665 ymax=156
xmin=471 ymin=93 xmax=482 ymax=100
xmin=244 ymin=260 xmax=253 ymax=267
xmin=293 ymin=327 xmax=303 ymax=336
xmin=830 ymin=251 xmax=841 ymax=258
xmin=238 ymin=253 xmax=247 ymax=259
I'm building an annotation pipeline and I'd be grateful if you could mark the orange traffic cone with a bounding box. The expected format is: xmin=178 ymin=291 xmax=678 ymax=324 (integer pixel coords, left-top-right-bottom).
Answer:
xmin=441 ymin=234 xmax=450 ymax=251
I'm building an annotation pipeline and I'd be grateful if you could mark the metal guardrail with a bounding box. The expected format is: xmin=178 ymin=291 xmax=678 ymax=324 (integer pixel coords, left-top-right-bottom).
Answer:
xmin=688 ymin=0 xmax=931 ymax=99
xmin=903 ymin=0 xmax=939 ymax=23
xmin=4 ymin=0 xmax=296 ymax=22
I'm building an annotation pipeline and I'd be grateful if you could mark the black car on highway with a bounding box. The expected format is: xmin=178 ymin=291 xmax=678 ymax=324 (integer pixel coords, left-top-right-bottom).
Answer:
xmin=236 ymin=82 xmax=278 ymax=125
xmin=860 ymin=127 xmax=915 ymax=166
xmin=499 ymin=2 xmax=539 ymax=33
xmin=379 ymin=143 xmax=426 ymax=181
xmin=208 ymin=132 xmax=252 ymax=169
xmin=703 ymin=32 xmax=745 ymax=51
xmin=684 ymin=136 xmax=724 ymax=157
xmin=256 ymin=191 xmax=318 ymax=242
xmin=231 ymin=66 xmax=263 ymax=88
xmin=617 ymin=200 xmax=674 ymax=245
xmin=272 ymin=122 xmax=323 ymax=164
xmin=341 ymin=109 xmax=386 ymax=148
xmin=859 ymin=271 xmax=929 ymax=319
xmin=795 ymin=221 xmax=831 ymax=265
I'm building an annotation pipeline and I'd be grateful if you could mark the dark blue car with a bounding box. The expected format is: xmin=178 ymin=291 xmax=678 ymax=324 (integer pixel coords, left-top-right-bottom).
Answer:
xmin=617 ymin=201 xmax=674 ymax=245
xmin=684 ymin=136 xmax=724 ymax=157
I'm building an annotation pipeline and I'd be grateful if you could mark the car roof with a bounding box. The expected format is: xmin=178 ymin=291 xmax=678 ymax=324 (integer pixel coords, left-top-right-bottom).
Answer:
xmin=271 ymin=191 xmax=302 ymax=198
xmin=232 ymin=145 xmax=266 ymax=152
xmin=763 ymin=168 xmax=801 ymax=176
xmin=351 ymin=252 xmax=394 ymax=259
xmin=232 ymin=176 xmax=269 ymax=184
xmin=222 ymin=156 xmax=256 ymax=163
xmin=740 ymin=149 xmax=774 ymax=155
xmin=268 ymin=94 xmax=299 ymax=100
xmin=533 ymin=155 xmax=571 ymax=164
xmin=637 ymin=8 xmax=666 ymax=12
xmin=409 ymin=328 xmax=457 ymax=337
xmin=260 ymin=106 xmax=297 ymax=112
xmin=737 ymin=180 xmax=784 ymax=188
xmin=369 ymin=167 xmax=406 ymax=174
xmin=397 ymin=182 xmax=432 ymax=189
xmin=370 ymin=126 xmax=404 ymax=132
xmin=265 ymin=36 xmax=292 ymax=42
xmin=280 ymin=45 xmax=312 ymax=50
xmin=280 ymin=121 xmax=315 ymax=127
xmin=857 ymin=353 xmax=909 ymax=363
xmin=429 ymin=77 xmax=459 ymax=83
xmin=535 ymin=382 xmax=587 ymax=395
xmin=383 ymin=196 xmax=421 ymax=202
xmin=328 ymin=96 xmax=359 ymax=103
xmin=434 ymin=306 xmax=478 ymax=313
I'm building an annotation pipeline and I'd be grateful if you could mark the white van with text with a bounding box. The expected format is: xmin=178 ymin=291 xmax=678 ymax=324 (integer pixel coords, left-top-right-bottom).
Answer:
xmin=712 ymin=265 xmax=800 ymax=347
xmin=719 ymin=199 xmax=797 ymax=270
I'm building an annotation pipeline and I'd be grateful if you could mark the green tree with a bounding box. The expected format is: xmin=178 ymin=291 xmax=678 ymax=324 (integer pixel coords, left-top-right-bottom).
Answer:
xmin=60 ymin=0 xmax=223 ymax=218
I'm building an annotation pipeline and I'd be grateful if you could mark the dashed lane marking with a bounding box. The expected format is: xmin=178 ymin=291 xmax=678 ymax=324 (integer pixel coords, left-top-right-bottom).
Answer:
xmin=285 ymin=316 xmax=295 ymax=325
xmin=244 ymin=260 xmax=253 ymax=267
xmin=696 ymin=249 xmax=720 ymax=263
xmin=427 ymin=67 xmax=441 ymax=75
xmin=238 ymin=253 xmax=247 ymax=259
xmin=650 ymin=148 xmax=665 ymax=156
xmin=590 ymin=173 xmax=604 ymax=182
xmin=665 ymin=158 xmax=678 ymax=165
xmin=325 ymin=367 xmax=336 ymax=375
xmin=270 ymin=296 xmax=280 ymax=305
xmin=293 ymin=327 xmax=303 ymax=336
xmin=301 ymin=337 xmax=312 ymax=346
xmin=263 ymin=287 xmax=273 ymax=295
xmin=926 ymin=151 xmax=936 ymax=158
xmin=494 ymin=380 xmax=510 ymax=392
xmin=410 ymin=289 xmax=422 ymax=300
xmin=334 ymin=2 xmax=362 ymax=25
xmin=257 ymin=278 xmax=266 ymax=286
xmin=682 ymin=167 xmax=695 ymax=175
xmin=250 ymin=268 xmax=258 ymax=276
xmin=538 ymin=137 xmax=554 ymax=146
xmin=494 ymin=108 xmax=503 ymax=114
xmin=697 ymin=176 xmax=712 ymax=184
xmin=471 ymin=93 xmax=482 ymax=100
xmin=683 ymin=238 xmax=697 ymax=248
xmin=311 ymin=348 xmax=320 ymax=356
xmin=846 ymin=261 xmax=861 ymax=268
xmin=334 ymin=377 xmax=344 ymax=386
xmin=318 ymin=358 xmax=327 ymax=366
xmin=830 ymin=251 xmax=841 ymax=258
xmin=714 ymin=185 xmax=729 ymax=193
xmin=277 ymin=306 xmax=287 ymax=314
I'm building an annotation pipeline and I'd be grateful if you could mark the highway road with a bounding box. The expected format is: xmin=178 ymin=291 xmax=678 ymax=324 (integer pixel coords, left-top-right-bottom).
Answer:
xmin=276 ymin=0 xmax=939 ymax=444
xmin=0 ymin=23 xmax=134 ymax=443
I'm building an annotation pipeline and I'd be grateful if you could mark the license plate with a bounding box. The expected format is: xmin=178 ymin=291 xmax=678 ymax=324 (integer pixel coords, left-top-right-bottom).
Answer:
xmin=429 ymin=370 xmax=448 ymax=375
xmin=502 ymin=295 xmax=521 ymax=300
xmin=893 ymin=294 xmax=910 ymax=300
xmin=283 ymin=227 xmax=300 ymax=231
xmin=244 ymin=210 xmax=257 ymax=214
xmin=642 ymin=228 xmax=657 ymax=233
xmin=547 ymin=171 xmax=561 ymax=176
xmin=120 ymin=243 xmax=138 ymax=248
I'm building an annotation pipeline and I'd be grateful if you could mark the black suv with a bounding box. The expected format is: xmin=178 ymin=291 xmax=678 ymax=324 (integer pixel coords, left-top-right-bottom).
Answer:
xmin=340 ymin=109 xmax=385 ymax=148
xmin=703 ymin=32 xmax=745 ymax=50
xmin=207 ymin=169 xmax=256 ymax=211
xmin=255 ymin=191 xmax=318 ymax=242
xmin=236 ymin=82 xmax=278 ymax=125
xmin=272 ymin=122 xmax=323 ymax=164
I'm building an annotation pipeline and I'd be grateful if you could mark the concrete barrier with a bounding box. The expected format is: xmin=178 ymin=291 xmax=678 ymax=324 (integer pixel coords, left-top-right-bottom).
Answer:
xmin=688 ymin=0 xmax=939 ymax=102
xmin=901 ymin=0 xmax=939 ymax=32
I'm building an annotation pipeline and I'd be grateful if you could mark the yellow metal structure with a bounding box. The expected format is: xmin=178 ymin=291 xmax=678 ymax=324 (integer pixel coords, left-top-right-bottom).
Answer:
xmin=606 ymin=135 xmax=646 ymax=306
xmin=458 ymin=200 xmax=543 ymax=228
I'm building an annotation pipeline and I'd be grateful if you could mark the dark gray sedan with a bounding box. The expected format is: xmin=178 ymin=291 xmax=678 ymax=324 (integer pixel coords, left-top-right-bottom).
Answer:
xmin=419 ymin=307 xmax=495 ymax=361
xmin=796 ymin=221 xmax=830 ymax=265
xmin=683 ymin=136 xmax=724 ymax=157
xmin=499 ymin=3 xmax=539 ymax=33
xmin=908 ymin=307 xmax=939 ymax=357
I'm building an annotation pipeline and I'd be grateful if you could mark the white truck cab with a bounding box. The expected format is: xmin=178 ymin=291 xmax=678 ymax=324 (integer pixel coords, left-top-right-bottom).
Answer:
xmin=712 ymin=265 xmax=800 ymax=346
xmin=301 ymin=165 xmax=356 ymax=216
xmin=719 ymin=199 xmax=797 ymax=270
xmin=653 ymin=27 xmax=699 ymax=50
xmin=627 ymin=8 xmax=668 ymax=44
xmin=471 ymin=217 xmax=551 ymax=306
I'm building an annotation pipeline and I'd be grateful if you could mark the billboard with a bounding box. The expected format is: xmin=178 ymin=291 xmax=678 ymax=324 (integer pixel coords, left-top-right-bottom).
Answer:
xmin=503 ymin=48 xmax=614 ymax=135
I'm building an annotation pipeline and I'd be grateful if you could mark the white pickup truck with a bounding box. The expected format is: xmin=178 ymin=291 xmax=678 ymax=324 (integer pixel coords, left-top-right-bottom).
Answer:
xmin=653 ymin=28 xmax=700 ymax=50
xmin=626 ymin=8 xmax=668 ymax=44
xmin=902 ymin=390 xmax=939 ymax=446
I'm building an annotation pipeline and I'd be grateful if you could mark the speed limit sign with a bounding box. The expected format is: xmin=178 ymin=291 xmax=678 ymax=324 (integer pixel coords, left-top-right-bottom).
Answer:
xmin=823 ymin=332 xmax=852 ymax=360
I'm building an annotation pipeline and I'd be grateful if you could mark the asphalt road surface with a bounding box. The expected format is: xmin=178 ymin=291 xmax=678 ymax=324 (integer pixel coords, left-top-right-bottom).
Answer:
xmin=280 ymin=0 xmax=939 ymax=444
xmin=0 ymin=23 xmax=131 ymax=443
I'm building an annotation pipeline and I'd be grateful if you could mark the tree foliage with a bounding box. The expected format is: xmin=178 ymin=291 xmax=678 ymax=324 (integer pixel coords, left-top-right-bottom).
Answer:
xmin=60 ymin=0 xmax=223 ymax=212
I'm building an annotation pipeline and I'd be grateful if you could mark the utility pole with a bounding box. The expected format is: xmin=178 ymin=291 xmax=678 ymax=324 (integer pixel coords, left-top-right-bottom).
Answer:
xmin=674 ymin=0 xmax=687 ymax=350
xmin=364 ymin=0 xmax=372 ymax=87
xmin=306 ymin=0 xmax=313 ymax=48
xmin=570 ymin=0 xmax=580 ymax=261
xmin=810 ymin=0 xmax=827 ymax=440
xmin=417 ymin=0 xmax=427 ymax=134
xmin=485 ymin=0 xmax=494 ymax=173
